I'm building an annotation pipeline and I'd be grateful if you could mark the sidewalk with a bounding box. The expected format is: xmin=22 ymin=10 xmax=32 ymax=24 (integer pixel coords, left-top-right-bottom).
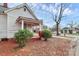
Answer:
xmin=53 ymin=34 xmax=78 ymax=40
xmin=53 ymin=34 xmax=79 ymax=56
xmin=67 ymin=36 xmax=79 ymax=56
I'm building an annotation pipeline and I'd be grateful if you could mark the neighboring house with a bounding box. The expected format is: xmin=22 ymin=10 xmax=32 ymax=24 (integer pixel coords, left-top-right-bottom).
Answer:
xmin=61 ymin=27 xmax=79 ymax=34
xmin=61 ymin=27 xmax=71 ymax=34
xmin=0 ymin=3 xmax=43 ymax=40
xmin=74 ymin=27 xmax=79 ymax=33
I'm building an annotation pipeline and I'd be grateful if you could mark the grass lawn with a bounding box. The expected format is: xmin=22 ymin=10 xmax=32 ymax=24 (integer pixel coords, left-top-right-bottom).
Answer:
xmin=0 ymin=37 xmax=71 ymax=56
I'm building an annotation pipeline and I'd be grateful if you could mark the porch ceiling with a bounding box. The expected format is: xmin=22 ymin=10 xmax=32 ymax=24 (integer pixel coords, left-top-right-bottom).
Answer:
xmin=16 ymin=16 xmax=42 ymax=26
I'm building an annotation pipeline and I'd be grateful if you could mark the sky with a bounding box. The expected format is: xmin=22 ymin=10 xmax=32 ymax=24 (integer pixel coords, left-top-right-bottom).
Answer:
xmin=8 ymin=3 xmax=79 ymax=28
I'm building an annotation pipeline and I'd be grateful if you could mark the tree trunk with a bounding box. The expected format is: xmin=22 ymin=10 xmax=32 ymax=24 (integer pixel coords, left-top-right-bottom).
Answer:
xmin=56 ymin=23 xmax=60 ymax=36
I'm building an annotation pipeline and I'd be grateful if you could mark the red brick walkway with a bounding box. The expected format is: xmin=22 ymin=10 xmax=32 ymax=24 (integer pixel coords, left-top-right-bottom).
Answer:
xmin=0 ymin=38 xmax=71 ymax=56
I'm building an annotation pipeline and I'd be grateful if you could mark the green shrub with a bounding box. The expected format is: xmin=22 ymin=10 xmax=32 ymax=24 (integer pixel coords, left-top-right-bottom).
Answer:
xmin=42 ymin=29 xmax=52 ymax=41
xmin=77 ymin=32 xmax=79 ymax=34
xmin=14 ymin=29 xmax=33 ymax=48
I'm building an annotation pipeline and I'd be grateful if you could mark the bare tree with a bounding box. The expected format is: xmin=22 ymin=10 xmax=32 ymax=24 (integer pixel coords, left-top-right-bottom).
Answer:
xmin=28 ymin=3 xmax=70 ymax=36
xmin=41 ymin=3 xmax=70 ymax=36
xmin=52 ymin=3 xmax=69 ymax=36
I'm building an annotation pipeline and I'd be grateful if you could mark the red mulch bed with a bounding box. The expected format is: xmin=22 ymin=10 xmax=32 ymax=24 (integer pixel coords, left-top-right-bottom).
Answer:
xmin=0 ymin=37 xmax=71 ymax=56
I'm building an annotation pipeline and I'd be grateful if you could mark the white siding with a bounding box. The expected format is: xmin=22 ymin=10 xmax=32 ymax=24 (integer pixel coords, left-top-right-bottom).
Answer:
xmin=7 ymin=7 xmax=35 ymax=38
xmin=0 ymin=15 xmax=7 ymax=38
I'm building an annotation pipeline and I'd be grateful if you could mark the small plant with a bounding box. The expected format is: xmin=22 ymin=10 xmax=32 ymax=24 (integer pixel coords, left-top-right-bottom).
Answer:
xmin=42 ymin=29 xmax=52 ymax=41
xmin=14 ymin=29 xmax=33 ymax=48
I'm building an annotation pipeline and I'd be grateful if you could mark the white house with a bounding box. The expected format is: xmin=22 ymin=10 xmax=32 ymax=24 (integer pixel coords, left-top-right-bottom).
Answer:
xmin=0 ymin=3 xmax=43 ymax=40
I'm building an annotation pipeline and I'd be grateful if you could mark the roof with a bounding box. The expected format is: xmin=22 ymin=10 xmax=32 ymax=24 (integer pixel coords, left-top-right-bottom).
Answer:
xmin=62 ymin=27 xmax=70 ymax=30
xmin=4 ymin=3 xmax=38 ymax=20
xmin=0 ymin=5 xmax=9 ymax=14
xmin=62 ymin=27 xmax=79 ymax=31
xmin=16 ymin=16 xmax=41 ymax=26
xmin=75 ymin=27 xmax=79 ymax=30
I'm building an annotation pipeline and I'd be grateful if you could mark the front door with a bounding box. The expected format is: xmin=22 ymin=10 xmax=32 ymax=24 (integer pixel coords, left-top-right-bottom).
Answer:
xmin=24 ymin=23 xmax=27 ymax=29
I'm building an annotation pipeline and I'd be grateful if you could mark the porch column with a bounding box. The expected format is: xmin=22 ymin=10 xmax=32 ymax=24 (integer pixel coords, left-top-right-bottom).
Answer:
xmin=21 ymin=20 xmax=24 ymax=30
xmin=39 ymin=24 xmax=42 ymax=31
